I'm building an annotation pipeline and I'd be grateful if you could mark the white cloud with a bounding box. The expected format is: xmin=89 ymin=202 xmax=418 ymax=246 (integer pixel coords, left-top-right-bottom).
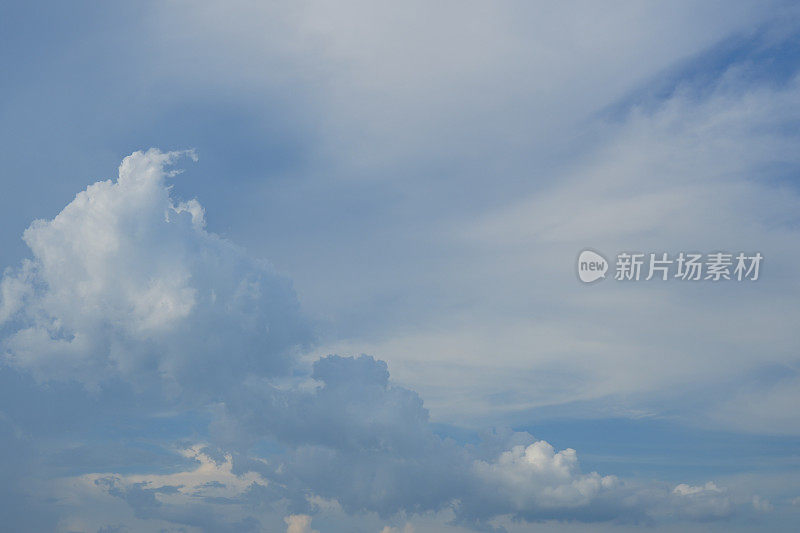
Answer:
xmin=285 ymin=514 xmax=319 ymax=533
xmin=326 ymin=66 xmax=800 ymax=431
xmin=380 ymin=525 xmax=414 ymax=533
xmin=86 ymin=445 xmax=266 ymax=501
xmin=211 ymin=353 xmax=749 ymax=527
xmin=474 ymin=441 xmax=618 ymax=510
xmin=151 ymin=0 xmax=773 ymax=177
xmin=54 ymin=445 xmax=269 ymax=532
xmin=673 ymin=482 xmax=723 ymax=497
xmin=752 ymin=495 xmax=773 ymax=512
xmin=671 ymin=482 xmax=732 ymax=519
xmin=0 ymin=149 xmax=309 ymax=396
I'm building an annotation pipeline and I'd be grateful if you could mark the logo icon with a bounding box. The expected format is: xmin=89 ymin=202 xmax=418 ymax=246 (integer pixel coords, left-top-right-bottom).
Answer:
xmin=577 ymin=249 xmax=608 ymax=283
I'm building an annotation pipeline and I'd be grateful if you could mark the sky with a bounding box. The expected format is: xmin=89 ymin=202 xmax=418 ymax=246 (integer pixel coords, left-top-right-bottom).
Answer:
xmin=1 ymin=1 xmax=800 ymax=532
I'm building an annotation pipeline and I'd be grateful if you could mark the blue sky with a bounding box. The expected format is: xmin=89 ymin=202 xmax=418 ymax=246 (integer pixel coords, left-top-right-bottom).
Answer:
xmin=2 ymin=1 xmax=800 ymax=532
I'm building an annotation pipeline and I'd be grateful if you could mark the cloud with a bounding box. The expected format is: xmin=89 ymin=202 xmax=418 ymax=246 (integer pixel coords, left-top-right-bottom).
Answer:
xmin=285 ymin=514 xmax=318 ymax=533
xmin=673 ymin=482 xmax=723 ymax=497
xmin=220 ymin=353 xmax=626 ymax=524
xmin=473 ymin=441 xmax=618 ymax=510
xmin=670 ymin=482 xmax=732 ymax=519
xmin=334 ymin=51 xmax=800 ymax=431
xmin=380 ymin=525 xmax=414 ymax=533
xmin=0 ymin=149 xmax=309 ymax=398
xmin=752 ymin=495 xmax=773 ymax=513
xmin=77 ymin=446 xmax=268 ymax=532
xmin=216 ymin=354 xmax=475 ymax=518
xmin=151 ymin=0 xmax=772 ymax=177
xmin=212 ymin=353 xmax=751 ymax=529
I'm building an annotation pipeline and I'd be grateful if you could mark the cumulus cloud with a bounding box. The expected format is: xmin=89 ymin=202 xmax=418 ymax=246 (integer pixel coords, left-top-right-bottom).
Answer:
xmin=209 ymin=352 xmax=749 ymax=529
xmin=0 ymin=149 xmax=309 ymax=398
xmin=473 ymin=441 xmax=618 ymax=510
xmin=215 ymin=354 xmax=475 ymax=519
xmin=285 ymin=514 xmax=318 ymax=533
xmin=670 ymin=482 xmax=732 ymax=520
